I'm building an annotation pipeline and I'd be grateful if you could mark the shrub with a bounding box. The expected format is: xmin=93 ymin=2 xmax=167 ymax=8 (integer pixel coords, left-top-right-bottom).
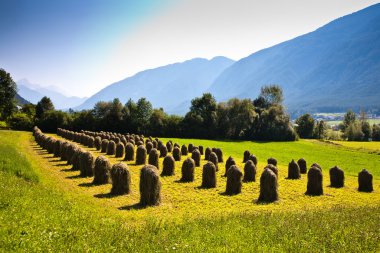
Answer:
xmin=140 ymin=165 xmax=161 ymax=206
xmin=110 ymin=163 xmax=131 ymax=195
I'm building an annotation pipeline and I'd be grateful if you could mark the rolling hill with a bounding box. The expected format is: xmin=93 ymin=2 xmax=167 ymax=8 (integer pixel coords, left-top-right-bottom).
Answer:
xmin=207 ymin=3 xmax=380 ymax=114
xmin=75 ymin=57 xmax=235 ymax=114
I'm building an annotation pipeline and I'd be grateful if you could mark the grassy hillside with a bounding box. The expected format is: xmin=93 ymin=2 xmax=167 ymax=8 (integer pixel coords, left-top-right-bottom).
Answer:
xmin=1 ymin=130 xmax=379 ymax=252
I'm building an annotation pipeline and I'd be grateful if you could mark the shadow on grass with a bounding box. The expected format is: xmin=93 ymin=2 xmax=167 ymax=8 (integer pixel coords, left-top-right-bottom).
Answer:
xmin=78 ymin=182 xmax=95 ymax=187
xmin=174 ymin=179 xmax=192 ymax=184
xmin=66 ymin=174 xmax=82 ymax=179
xmin=54 ymin=163 xmax=68 ymax=167
xmin=94 ymin=192 xmax=118 ymax=199
xmin=60 ymin=168 xmax=73 ymax=172
xmin=119 ymin=203 xmax=146 ymax=211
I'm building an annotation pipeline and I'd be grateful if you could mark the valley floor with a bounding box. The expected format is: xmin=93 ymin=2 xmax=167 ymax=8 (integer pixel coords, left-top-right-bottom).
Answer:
xmin=0 ymin=130 xmax=379 ymax=252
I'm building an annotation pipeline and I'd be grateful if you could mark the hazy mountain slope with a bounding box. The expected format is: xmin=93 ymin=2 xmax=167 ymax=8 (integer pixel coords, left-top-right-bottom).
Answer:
xmin=17 ymin=79 xmax=87 ymax=110
xmin=75 ymin=56 xmax=235 ymax=113
xmin=15 ymin=93 xmax=29 ymax=105
xmin=208 ymin=4 xmax=380 ymax=113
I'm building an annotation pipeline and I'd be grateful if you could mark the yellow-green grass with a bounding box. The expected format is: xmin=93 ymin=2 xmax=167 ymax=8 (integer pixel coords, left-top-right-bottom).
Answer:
xmin=331 ymin=140 xmax=380 ymax=153
xmin=1 ymin=130 xmax=380 ymax=252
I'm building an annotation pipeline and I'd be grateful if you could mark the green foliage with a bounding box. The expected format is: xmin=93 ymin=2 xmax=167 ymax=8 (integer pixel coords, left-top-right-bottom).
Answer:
xmin=296 ymin=114 xmax=315 ymax=138
xmin=36 ymin=110 xmax=72 ymax=133
xmin=343 ymin=110 xmax=356 ymax=131
xmin=372 ymin=124 xmax=380 ymax=141
xmin=0 ymin=69 xmax=17 ymax=120
xmin=7 ymin=112 xmax=34 ymax=130
xmin=135 ymin=98 xmax=153 ymax=134
xmin=258 ymin=84 xmax=284 ymax=106
xmin=35 ymin=96 xmax=54 ymax=119
xmin=344 ymin=121 xmax=364 ymax=141
xmin=361 ymin=121 xmax=372 ymax=140
xmin=314 ymin=120 xmax=327 ymax=139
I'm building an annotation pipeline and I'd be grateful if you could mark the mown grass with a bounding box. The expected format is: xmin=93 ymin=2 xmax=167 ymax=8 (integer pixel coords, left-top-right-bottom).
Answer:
xmin=1 ymin=130 xmax=379 ymax=252
xmin=332 ymin=140 xmax=380 ymax=153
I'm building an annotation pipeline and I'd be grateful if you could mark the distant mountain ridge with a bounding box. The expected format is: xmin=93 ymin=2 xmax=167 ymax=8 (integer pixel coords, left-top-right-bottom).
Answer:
xmin=75 ymin=56 xmax=235 ymax=114
xmin=207 ymin=3 xmax=380 ymax=114
xmin=17 ymin=79 xmax=87 ymax=110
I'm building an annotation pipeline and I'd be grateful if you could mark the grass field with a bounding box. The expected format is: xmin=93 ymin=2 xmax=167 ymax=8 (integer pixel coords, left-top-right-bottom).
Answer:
xmin=331 ymin=140 xmax=380 ymax=153
xmin=1 ymin=130 xmax=379 ymax=252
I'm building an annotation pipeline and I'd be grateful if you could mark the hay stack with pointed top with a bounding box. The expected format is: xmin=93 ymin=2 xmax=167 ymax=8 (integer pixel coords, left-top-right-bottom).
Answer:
xmin=225 ymin=165 xmax=243 ymax=195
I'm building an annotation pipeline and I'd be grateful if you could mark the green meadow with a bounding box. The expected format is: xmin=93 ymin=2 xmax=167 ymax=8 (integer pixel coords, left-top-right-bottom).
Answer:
xmin=0 ymin=130 xmax=379 ymax=252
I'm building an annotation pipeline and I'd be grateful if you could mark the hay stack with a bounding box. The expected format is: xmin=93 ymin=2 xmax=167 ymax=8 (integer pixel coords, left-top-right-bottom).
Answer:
xmin=264 ymin=164 xmax=278 ymax=177
xmin=70 ymin=149 xmax=82 ymax=171
xmin=287 ymin=159 xmax=301 ymax=179
xmin=225 ymin=165 xmax=243 ymax=195
xmin=297 ymin=158 xmax=307 ymax=174
xmin=306 ymin=166 xmax=323 ymax=196
xmin=311 ymin=163 xmax=322 ymax=171
xmin=205 ymin=147 xmax=211 ymax=160
xmin=93 ymin=156 xmax=112 ymax=185
xmin=224 ymin=156 xmax=236 ymax=176
xmin=258 ymin=168 xmax=279 ymax=202
xmin=94 ymin=137 xmax=102 ymax=150
xmin=329 ymin=166 xmax=344 ymax=188
xmin=124 ymin=143 xmax=135 ymax=161
xmin=115 ymin=142 xmax=125 ymax=158
xmin=201 ymin=162 xmax=217 ymax=188
xmin=101 ymin=139 xmax=109 ymax=153
xmin=173 ymin=147 xmax=181 ymax=161
xmin=181 ymin=144 xmax=188 ymax=156
xmin=181 ymin=158 xmax=195 ymax=182
xmin=110 ymin=163 xmax=131 ymax=195
xmin=152 ymin=140 xmax=158 ymax=149
xmin=208 ymin=152 xmax=219 ymax=171
xmin=243 ymin=160 xmax=256 ymax=182
xmin=166 ymin=142 xmax=173 ymax=152
xmin=215 ymin=148 xmax=223 ymax=163
xmin=199 ymin=146 xmax=204 ymax=155
xmin=106 ymin=141 xmax=116 ymax=155
xmin=160 ymin=145 xmax=168 ymax=158
xmin=88 ymin=137 xmax=95 ymax=148
xmin=358 ymin=169 xmax=373 ymax=192
xmin=139 ymin=165 xmax=161 ymax=206
xmin=148 ymin=148 xmax=160 ymax=169
xmin=248 ymin=155 xmax=258 ymax=166
xmin=146 ymin=142 xmax=153 ymax=154
xmin=53 ymin=140 xmax=62 ymax=157
xmin=243 ymin=150 xmax=250 ymax=163
xmin=188 ymin=143 xmax=194 ymax=153
xmin=79 ymin=151 xmax=95 ymax=177
xmin=136 ymin=145 xmax=147 ymax=165
xmin=161 ymin=155 xmax=175 ymax=176
xmin=267 ymin=157 xmax=277 ymax=166
xmin=191 ymin=149 xmax=201 ymax=167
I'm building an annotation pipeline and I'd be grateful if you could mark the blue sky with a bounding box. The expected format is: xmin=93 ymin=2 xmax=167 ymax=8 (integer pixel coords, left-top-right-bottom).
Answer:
xmin=0 ymin=0 xmax=379 ymax=97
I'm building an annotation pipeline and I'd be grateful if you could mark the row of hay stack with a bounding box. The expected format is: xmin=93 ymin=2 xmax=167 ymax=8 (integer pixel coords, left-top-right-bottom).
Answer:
xmin=35 ymin=127 xmax=161 ymax=206
xmin=54 ymin=128 xmax=374 ymax=203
